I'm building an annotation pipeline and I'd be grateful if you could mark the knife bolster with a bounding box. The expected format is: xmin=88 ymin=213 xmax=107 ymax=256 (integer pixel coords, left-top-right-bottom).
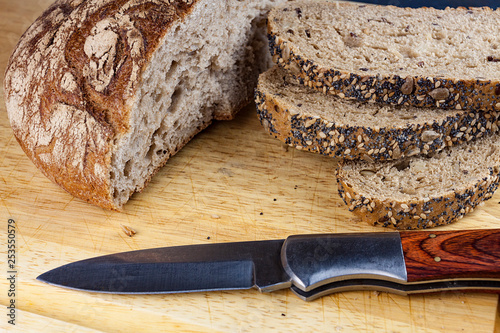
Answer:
xmin=281 ymin=233 xmax=407 ymax=292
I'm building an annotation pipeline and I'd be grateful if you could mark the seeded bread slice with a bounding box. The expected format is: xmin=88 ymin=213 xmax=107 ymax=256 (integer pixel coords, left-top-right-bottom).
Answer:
xmin=4 ymin=0 xmax=285 ymax=210
xmin=268 ymin=1 xmax=500 ymax=112
xmin=336 ymin=133 xmax=500 ymax=229
xmin=256 ymin=66 xmax=500 ymax=162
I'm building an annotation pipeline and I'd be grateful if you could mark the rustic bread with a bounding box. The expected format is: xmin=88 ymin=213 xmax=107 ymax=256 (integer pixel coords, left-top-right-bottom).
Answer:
xmin=268 ymin=1 xmax=500 ymax=112
xmin=4 ymin=0 xmax=285 ymax=210
xmin=336 ymin=133 xmax=500 ymax=229
xmin=256 ymin=66 xmax=500 ymax=162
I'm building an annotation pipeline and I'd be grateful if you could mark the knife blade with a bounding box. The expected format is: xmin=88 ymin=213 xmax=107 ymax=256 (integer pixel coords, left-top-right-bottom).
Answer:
xmin=37 ymin=229 xmax=500 ymax=301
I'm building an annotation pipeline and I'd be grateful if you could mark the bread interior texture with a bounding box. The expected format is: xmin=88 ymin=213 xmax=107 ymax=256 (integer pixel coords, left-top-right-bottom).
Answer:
xmin=110 ymin=0 xmax=277 ymax=207
xmin=263 ymin=68 xmax=468 ymax=127
xmin=341 ymin=135 xmax=500 ymax=201
xmin=275 ymin=2 xmax=500 ymax=78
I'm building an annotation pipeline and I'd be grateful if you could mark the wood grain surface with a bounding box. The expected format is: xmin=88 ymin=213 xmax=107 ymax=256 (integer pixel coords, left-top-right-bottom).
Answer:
xmin=1 ymin=1 xmax=499 ymax=332
xmin=401 ymin=229 xmax=500 ymax=282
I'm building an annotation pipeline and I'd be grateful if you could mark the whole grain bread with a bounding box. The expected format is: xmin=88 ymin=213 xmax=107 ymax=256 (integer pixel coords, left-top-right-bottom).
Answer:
xmin=268 ymin=1 xmax=500 ymax=112
xmin=4 ymin=0 xmax=285 ymax=210
xmin=336 ymin=133 xmax=500 ymax=229
xmin=256 ymin=66 xmax=500 ymax=162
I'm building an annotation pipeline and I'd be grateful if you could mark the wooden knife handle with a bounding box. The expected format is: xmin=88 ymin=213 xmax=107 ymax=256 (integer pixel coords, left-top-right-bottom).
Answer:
xmin=400 ymin=229 xmax=500 ymax=283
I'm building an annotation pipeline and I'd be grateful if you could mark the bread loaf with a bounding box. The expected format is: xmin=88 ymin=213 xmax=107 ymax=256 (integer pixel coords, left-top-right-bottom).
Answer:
xmin=268 ymin=1 xmax=500 ymax=112
xmin=336 ymin=134 xmax=500 ymax=229
xmin=256 ymin=66 xmax=500 ymax=162
xmin=4 ymin=0 xmax=284 ymax=210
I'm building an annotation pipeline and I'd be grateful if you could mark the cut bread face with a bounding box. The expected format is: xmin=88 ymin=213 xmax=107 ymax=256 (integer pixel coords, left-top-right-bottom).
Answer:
xmin=4 ymin=0 xmax=284 ymax=210
xmin=256 ymin=66 xmax=500 ymax=162
xmin=337 ymin=134 xmax=500 ymax=229
xmin=109 ymin=0 xmax=281 ymax=208
xmin=268 ymin=1 xmax=500 ymax=112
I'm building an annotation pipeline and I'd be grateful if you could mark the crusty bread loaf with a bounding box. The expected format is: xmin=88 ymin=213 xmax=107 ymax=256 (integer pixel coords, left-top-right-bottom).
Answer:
xmin=4 ymin=0 xmax=285 ymax=210
xmin=336 ymin=133 xmax=500 ymax=229
xmin=268 ymin=1 xmax=500 ymax=112
xmin=256 ymin=66 xmax=500 ymax=162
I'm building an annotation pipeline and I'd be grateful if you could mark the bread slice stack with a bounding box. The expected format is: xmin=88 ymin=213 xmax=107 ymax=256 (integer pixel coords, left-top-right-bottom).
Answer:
xmin=256 ymin=1 xmax=500 ymax=229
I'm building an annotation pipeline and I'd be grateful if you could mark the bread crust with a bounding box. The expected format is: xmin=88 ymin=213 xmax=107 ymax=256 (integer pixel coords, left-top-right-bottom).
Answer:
xmin=268 ymin=2 xmax=500 ymax=113
xmin=3 ymin=0 xmax=202 ymax=209
xmin=256 ymin=67 xmax=500 ymax=162
xmin=336 ymin=165 xmax=500 ymax=230
xmin=261 ymin=2 xmax=500 ymax=230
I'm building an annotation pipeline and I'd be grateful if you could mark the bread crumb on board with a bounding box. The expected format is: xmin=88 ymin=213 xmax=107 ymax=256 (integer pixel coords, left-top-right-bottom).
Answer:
xmin=120 ymin=224 xmax=137 ymax=237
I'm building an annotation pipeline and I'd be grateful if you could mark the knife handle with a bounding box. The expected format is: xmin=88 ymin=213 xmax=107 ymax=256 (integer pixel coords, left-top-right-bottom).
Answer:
xmin=285 ymin=230 xmax=500 ymax=301
xmin=400 ymin=229 xmax=500 ymax=282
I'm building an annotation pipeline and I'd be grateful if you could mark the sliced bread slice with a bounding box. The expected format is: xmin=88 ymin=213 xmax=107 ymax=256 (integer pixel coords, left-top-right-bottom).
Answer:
xmin=268 ymin=1 xmax=500 ymax=112
xmin=336 ymin=133 xmax=500 ymax=229
xmin=255 ymin=66 xmax=500 ymax=162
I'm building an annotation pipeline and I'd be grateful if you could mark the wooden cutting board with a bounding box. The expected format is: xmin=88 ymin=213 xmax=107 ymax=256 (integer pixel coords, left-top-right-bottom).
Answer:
xmin=0 ymin=1 xmax=499 ymax=332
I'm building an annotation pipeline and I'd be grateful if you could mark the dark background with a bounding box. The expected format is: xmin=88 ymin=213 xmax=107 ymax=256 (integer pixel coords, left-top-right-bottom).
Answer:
xmin=351 ymin=0 xmax=499 ymax=9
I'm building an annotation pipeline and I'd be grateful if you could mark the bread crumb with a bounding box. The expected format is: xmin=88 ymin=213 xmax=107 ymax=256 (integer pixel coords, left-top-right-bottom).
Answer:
xmin=120 ymin=224 xmax=137 ymax=237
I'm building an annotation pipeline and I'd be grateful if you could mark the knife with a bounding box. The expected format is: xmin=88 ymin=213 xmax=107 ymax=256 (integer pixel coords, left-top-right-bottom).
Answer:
xmin=37 ymin=229 xmax=500 ymax=301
